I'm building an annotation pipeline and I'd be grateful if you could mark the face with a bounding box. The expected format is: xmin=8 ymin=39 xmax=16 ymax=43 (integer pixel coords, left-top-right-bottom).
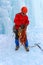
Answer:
xmin=21 ymin=12 xmax=26 ymax=16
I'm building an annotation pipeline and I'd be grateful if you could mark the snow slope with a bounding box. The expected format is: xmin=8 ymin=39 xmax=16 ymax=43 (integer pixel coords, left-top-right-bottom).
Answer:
xmin=0 ymin=35 xmax=43 ymax=65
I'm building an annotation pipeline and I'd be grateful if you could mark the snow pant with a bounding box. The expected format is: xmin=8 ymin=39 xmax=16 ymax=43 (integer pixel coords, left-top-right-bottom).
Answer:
xmin=15 ymin=30 xmax=28 ymax=47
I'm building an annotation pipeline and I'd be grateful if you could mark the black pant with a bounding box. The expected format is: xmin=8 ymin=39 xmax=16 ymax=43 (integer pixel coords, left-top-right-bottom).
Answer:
xmin=14 ymin=30 xmax=19 ymax=39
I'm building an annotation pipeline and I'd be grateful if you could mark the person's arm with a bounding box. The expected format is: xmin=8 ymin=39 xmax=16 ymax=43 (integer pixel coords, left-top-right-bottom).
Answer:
xmin=14 ymin=14 xmax=21 ymax=25
xmin=25 ymin=16 xmax=30 ymax=26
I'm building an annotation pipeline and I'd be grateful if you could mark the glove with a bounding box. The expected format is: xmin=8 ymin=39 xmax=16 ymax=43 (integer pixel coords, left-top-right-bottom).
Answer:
xmin=20 ymin=24 xmax=25 ymax=29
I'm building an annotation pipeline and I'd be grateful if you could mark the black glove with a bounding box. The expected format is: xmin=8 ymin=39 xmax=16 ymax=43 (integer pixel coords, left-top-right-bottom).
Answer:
xmin=20 ymin=24 xmax=25 ymax=29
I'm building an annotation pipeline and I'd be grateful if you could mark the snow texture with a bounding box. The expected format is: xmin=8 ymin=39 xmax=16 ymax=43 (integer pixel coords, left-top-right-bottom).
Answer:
xmin=0 ymin=0 xmax=43 ymax=65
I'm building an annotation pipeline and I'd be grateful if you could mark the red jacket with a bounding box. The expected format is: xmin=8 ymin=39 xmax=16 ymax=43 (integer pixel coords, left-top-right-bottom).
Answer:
xmin=14 ymin=13 xmax=30 ymax=30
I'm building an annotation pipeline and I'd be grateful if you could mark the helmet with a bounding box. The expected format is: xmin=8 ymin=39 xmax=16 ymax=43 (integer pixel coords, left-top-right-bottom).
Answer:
xmin=21 ymin=6 xmax=28 ymax=13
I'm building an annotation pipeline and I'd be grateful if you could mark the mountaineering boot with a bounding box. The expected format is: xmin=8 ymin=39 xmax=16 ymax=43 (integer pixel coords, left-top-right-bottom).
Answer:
xmin=25 ymin=46 xmax=29 ymax=51
xmin=15 ymin=46 xmax=19 ymax=50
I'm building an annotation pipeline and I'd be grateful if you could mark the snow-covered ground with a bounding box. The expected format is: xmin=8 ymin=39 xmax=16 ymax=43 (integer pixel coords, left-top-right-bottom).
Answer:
xmin=0 ymin=33 xmax=43 ymax=65
xmin=0 ymin=0 xmax=43 ymax=65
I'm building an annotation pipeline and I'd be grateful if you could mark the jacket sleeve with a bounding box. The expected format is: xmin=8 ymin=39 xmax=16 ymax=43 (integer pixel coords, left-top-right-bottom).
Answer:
xmin=14 ymin=14 xmax=21 ymax=25
xmin=26 ymin=16 xmax=30 ymax=26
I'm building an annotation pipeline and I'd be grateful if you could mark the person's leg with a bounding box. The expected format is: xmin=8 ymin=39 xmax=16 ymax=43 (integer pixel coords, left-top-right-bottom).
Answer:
xmin=25 ymin=39 xmax=28 ymax=47
xmin=25 ymin=39 xmax=29 ymax=51
xmin=15 ymin=30 xmax=19 ymax=50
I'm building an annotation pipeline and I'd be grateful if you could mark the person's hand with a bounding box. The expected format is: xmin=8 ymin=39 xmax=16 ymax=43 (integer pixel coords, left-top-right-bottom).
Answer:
xmin=20 ymin=24 xmax=25 ymax=29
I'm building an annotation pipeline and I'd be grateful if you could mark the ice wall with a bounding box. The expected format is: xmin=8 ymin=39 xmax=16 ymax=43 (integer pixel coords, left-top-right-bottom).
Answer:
xmin=0 ymin=0 xmax=13 ymax=34
xmin=0 ymin=0 xmax=43 ymax=34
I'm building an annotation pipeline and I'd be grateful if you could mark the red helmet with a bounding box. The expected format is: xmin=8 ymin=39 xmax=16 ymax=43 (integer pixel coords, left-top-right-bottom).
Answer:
xmin=21 ymin=6 xmax=28 ymax=14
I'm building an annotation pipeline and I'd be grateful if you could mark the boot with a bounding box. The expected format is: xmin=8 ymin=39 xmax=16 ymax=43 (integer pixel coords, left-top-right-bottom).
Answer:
xmin=15 ymin=46 xmax=19 ymax=50
xmin=25 ymin=46 xmax=29 ymax=52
